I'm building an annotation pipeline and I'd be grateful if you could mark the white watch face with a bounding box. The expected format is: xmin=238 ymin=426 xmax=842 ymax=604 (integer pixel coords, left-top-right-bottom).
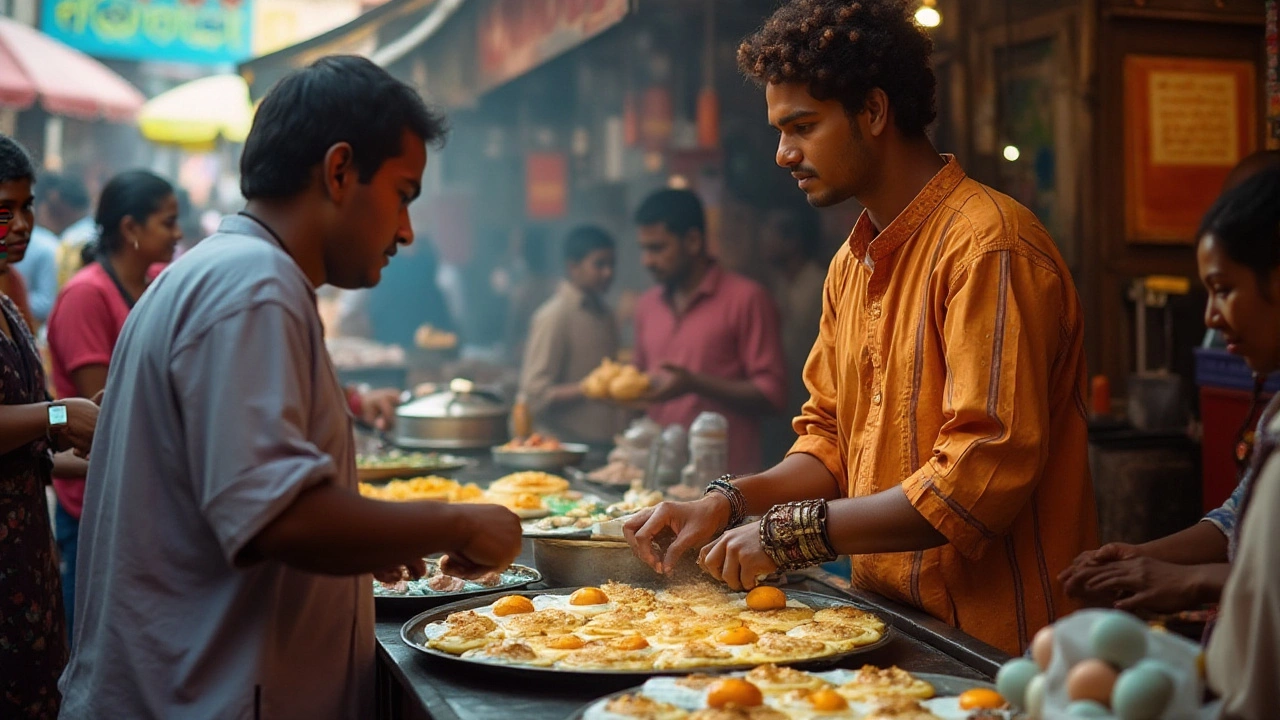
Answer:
xmin=48 ymin=405 xmax=68 ymax=426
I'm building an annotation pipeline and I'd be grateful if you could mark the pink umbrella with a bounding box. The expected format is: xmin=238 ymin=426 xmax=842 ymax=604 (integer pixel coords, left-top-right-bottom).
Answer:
xmin=0 ymin=16 xmax=144 ymax=122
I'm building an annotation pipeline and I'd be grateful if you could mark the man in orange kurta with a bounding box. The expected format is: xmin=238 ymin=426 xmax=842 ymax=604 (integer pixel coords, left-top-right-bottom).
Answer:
xmin=624 ymin=0 xmax=1097 ymax=656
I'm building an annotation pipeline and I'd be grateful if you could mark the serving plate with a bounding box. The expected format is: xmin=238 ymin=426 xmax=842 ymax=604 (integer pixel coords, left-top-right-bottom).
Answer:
xmin=566 ymin=671 xmax=996 ymax=720
xmin=356 ymin=452 xmax=472 ymax=483
xmin=400 ymin=587 xmax=895 ymax=679
xmin=374 ymin=559 xmax=541 ymax=614
xmin=493 ymin=443 xmax=590 ymax=471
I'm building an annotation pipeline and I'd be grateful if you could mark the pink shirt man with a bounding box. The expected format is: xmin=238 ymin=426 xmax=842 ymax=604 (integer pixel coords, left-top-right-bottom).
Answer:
xmin=633 ymin=263 xmax=787 ymax=473
xmin=47 ymin=262 xmax=133 ymax=517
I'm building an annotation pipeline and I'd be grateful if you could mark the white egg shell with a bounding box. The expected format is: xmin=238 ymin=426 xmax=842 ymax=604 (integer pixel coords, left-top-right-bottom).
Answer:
xmin=996 ymin=658 xmax=1040 ymax=710
xmin=1112 ymin=664 xmax=1174 ymax=720
xmin=1024 ymin=674 xmax=1047 ymax=719
xmin=1090 ymin=612 xmax=1148 ymax=669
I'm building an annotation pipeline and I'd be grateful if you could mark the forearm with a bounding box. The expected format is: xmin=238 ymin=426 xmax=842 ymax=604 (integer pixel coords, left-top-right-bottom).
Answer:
xmin=1186 ymin=563 xmax=1232 ymax=605
xmin=0 ymin=403 xmax=51 ymax=455
xmin=244 ymin=483 xmax=478 ymax=574
xmin=824 ymin=486 xmax=947 ymax=556
xmin=52 ymin=451 xmax=89 ymax=477
xmin=733 ymin=453 xmax=843 ymax=515
xmin=689 ymin=373 xmax=778 ymax=415
xmin=543 ymin=383 xmax=584 ymax=407
xmin=1138 ymin=521 xmax=1230 ymax=565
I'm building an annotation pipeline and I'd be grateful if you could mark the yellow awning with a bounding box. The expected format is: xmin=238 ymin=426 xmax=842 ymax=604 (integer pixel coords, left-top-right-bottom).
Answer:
xmin=138 ymin=74 xmax=254 ymax=150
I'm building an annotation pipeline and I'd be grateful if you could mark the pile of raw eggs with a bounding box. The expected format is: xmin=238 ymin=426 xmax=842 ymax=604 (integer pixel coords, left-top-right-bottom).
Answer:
xmin=996 ymin=612 xmax=1179 ymax=719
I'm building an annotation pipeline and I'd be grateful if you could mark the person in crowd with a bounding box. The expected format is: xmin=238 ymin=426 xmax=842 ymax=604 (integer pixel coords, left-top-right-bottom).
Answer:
xmin=0 ymin=135 xmax=98 ymax=720
xmin=519 ymin=225 xmax=629 ymax=447
xmin=631 ymin=188 xmax=788 ymax=474
xmin=625 ymin=0 xmax=1096 ymax=656
xmin=503 ymin=224 xmax=558 ymax=362
xmin=54 ymin=173 xmax=99 ymax=293
xmin=57 ymin=56 xmax=523 ymax=718
xmin=368 ymin=234 xmax=456 ymax=350
xmin=1191 ymin=166 xmax=1280 ymax=718
xmin=22 ymin=173 xmax=88 ymax=324
xmin=45 ymin=169 xmax=181 ymax=635
xmin=760 ymin=205 xmax=828 ymax=465
xmin=1059 ymin=150 xmax=1280 ymax=616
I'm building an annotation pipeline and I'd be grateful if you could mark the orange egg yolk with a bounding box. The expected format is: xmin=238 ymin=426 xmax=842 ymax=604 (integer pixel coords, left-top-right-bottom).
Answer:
xmin=958 ymin=688 xmax=1007 ymax=710
xmin=716 ymin=627 xmax=760 ymax=646
xmin=807 ymin=689 xmax=848 ymax=712
xmin=548 ymin=635 xmax=586 ymax=650
xmin=570 ymin=587 xmax=610 ymax=606
xmin=745 ymin=586 xmax=788 ymax=611
xmin=707 ymin=679 xmax=764 ymax=709
xmin=493 ymin=596 xmax=535 ymax=616
xmin=610 ymin=636 xmax=650 ymax=651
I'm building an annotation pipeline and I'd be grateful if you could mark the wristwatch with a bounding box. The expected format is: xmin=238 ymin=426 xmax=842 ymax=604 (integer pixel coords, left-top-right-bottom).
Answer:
xmin=47 ymin=401 xmax=68 ymax=431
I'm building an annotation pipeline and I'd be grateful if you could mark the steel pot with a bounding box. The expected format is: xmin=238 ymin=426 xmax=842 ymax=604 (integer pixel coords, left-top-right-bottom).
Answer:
xmin=394 ymin=378 xmax=510 ymax=450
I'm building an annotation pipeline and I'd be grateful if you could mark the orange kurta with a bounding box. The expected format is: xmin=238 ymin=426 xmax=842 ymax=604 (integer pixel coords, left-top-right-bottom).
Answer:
xmin=790 ymin=157 xmax=1098 ymax=655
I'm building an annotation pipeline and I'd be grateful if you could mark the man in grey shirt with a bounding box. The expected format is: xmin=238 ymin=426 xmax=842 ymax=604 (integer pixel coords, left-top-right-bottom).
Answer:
xmin=58 ymin=57 xmax=523 ymax=719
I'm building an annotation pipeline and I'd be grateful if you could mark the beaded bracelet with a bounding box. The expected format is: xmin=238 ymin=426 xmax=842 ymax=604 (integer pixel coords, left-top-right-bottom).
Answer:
xmin=759 ymin=499 xmax=838 ymax=572
xmin=704 ymin=475 xmax=747 ymax=531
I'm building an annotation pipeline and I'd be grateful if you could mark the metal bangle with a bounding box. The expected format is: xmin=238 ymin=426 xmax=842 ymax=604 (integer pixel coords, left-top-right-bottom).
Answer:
xmin=704 ymin=475 xmax=747 ymax=530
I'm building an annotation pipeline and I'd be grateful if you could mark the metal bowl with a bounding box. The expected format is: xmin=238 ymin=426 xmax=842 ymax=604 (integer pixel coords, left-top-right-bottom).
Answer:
xmin=531 ymin=536 xmax=691 ymax=587
xmin=394 ymin=379 xmax=511 ymax=450
xmin=492 ymin=443 xmax=589 ymax=471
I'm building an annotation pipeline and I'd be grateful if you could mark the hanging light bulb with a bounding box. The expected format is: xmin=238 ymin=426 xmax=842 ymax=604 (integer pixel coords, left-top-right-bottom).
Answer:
xmin=915 ymin=0 xmax=941 ymax=28
xmin=1003 ymin=145 xmax=1021 ymax=162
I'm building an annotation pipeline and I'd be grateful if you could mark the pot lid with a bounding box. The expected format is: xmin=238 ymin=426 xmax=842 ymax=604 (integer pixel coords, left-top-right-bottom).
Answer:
xmin=396 ymin=378 xmax=509 ymax=419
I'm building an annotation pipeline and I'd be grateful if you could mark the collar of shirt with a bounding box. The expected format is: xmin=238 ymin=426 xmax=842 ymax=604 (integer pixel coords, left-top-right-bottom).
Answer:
xmin=556 ymin=279 xmax=605 ymax=312
xmin=664 ymin=261 xmax=724 ymax=315
xmin=216 ymin=214 xmax=319 ymax=299
xmin=847 ymin=154 xmax=967 ymax=265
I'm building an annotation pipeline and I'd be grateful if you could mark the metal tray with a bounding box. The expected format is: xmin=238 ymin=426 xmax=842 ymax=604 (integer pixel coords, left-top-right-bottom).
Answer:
xmin=374 ymin=560 xmax=541 ymax=614
xmin=400 ymin=587 xmax=895 ymax=679
xmin=565 ymin=672 xmax=995 ymax=719
xmin=356 ymin=455 xmax=473 ymax=483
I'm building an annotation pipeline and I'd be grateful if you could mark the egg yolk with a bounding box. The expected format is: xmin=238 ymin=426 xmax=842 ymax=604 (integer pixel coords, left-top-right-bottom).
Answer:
xmin=548 ymin=635 xmax=586 ymax=650
xmin=570 ymin=587 xmax=610 ymax=606
xmin=745 ymin=586 xmax=788 ymax=611
xmin=958 ymin=688 xmax=1007 ymax=710
xmin=609 ymin=635 xmax=649 ymax=651
xmin=707 ymin=679 xmax=764 ymax=709
xmin=715 ymin=627 xmax=760 ymax=646
xmin=493 ymin=595 xmax=536 ymax=616
xmin=807 ymin=689 xmax=848 ymax=712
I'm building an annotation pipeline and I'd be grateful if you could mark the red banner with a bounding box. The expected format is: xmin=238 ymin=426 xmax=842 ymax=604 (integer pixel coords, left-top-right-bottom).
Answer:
xmin=527 ymin=152 xmax=569 ymax=219
xmin=478 ymin=0 xmax=629 ymax=90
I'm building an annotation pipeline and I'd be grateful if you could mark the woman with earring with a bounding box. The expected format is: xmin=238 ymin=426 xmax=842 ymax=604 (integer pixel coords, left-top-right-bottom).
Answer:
xmin=0 ymin=135 xmax=99 ymax=719
xmin=45 ymin=170 xmax=181 ymax=635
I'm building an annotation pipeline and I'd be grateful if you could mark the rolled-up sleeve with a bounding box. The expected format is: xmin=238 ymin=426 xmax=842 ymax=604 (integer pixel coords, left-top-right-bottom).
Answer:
xmin=902 ymin=249 xmax=1063 ymax=561
xmin=789 ymin=259 xmax=847 ymax=492
xmin=172 ymin=301 xmax=336 ymax=565
xmin=1203 ymin=475 xmax=1246 ymax=538
xmin=739 ymin=287 xmax=788 ymax=414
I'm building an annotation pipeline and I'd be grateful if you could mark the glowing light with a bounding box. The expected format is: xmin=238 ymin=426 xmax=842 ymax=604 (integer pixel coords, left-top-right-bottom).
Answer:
xmin=915 ymin=0 xmax=941 ymax=28
xmin=668 ymin=174 xmax=690 ymax=190
xmin=1003 ymin=145 xmax=1021 ymax=162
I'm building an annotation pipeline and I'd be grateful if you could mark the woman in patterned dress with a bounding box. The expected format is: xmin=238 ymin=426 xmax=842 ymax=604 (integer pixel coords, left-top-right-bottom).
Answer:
xmin=0 ymin=136 xmax=99 ymax=719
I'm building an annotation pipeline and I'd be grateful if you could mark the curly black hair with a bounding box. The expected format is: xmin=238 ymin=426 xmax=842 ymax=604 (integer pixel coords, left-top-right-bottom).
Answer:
xmin=738 ymin=0 xmax=937 ymax=136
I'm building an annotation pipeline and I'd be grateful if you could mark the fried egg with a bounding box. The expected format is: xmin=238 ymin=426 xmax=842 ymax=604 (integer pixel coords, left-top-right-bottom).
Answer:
xmin=653 ymin=641 xmax=736 ymax=670
xmin=594 ymin=694 xmax=690 ymax=720
xmin=733 ymin=633 xmax=829 ymax=665
xmin=534 ymin=592 xmax=617 ymax=618
xmin=423 ymin=611 xmax=504 ymax=654
xmin=859 ymin=697 xmax=943 ymax=720
xmin=581 ymin=609 xmax=653 ymax=638
xmin=738 ymin=607 xmax=816 ymax=635
xmin=686 ymin=708 xmax=789 ymax=720
xmin=811 ymin=607 xmax=886 ymax=633
xmin=744 ymin=665 xmax=834 ymax=695
xmin=835 ymin=666 xmax=935 ymax=702
xmin=499 ymin=608 xmax=587 ymax=637
xmin=558 ymin=640 xmax=655 ymax=671
xmin=771 ymin=689 xmax=858 ymax=720
xmin=786 ymin=622 xmax=884 ymax=652
xmin=461 ymin=640 xmax=553 ymax=667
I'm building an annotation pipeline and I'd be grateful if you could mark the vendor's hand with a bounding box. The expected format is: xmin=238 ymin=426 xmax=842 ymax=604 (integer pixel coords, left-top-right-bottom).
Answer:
xmin=442 ymin=504 xmax=522 ymax=579
xmin=359 ymin=387 xmax=402 ymax=431
xmin=1059 ymin=542 xmax=1143 ymax=599
xmin=698 ymin=522 xmax=778 ymax=591
xmin=52 ymin=397 xmax=99 ymax=457
xmin=647 ymin=364 xmax=696 ymax=403
xmin=1081 ymin=556 xmax=1206 ymax=614
xmin=624 ymin=495 xmax=730 ymax=575
xmin=373 ymin=558 xmax=428 ymax=584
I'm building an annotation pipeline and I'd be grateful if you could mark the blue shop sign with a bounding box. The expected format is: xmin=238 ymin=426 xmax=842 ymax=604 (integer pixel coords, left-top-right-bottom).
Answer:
xmin=41 ymin=0 xmax=253 ymax=65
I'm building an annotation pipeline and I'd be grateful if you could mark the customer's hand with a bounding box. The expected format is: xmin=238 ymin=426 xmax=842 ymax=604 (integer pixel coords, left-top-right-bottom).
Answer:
xmin=1059 ymin=542 xmax=1143 ymax=599
xmin=52 ymin=397 xmax=99 ymax=457
xmin=1083 ymin=556 xmax=1209 ymax=614
xmin=373 ymin=559 xmax=429 ymax=584
xmin=624 ymin=495 xmax=730 ymax=575
xmin=359 ymin=387 xmax=403 ymax=431
xmin=440 ymin=504 xmax=523 ymax=579
xmin=647 ymin=364 xmax=696 ymax=403
xmin=698 ymin=521 xmax=778 ymax=591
